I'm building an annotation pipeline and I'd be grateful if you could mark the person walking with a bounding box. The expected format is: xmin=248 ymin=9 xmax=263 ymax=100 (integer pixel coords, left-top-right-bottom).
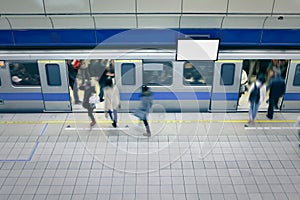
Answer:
xmin=104 ymin=78 xmax=120 ymax=128
xmin=82 ymin=80 xmax=97 ymax=127
xmin=266 ymin=68 xmax=286 ymax=119
xmin=134 ymin=85 xmax=153 ymax=137
xmin=245 ymin=74 xmax=266 ymax=126
xmin=67 ymin=60 xmax=81 ymax=104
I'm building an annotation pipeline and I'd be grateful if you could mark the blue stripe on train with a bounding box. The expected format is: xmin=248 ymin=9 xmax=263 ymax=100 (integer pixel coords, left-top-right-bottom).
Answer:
xmin=283 ymin=93 xmax=300 ymax=101
xmin=120 ymin=92 xmax=240 ymax=101
xmin=120 ymin=92 xmax=211 ymax=101
xmin=0 ymin=93 xmax=70 ymax=101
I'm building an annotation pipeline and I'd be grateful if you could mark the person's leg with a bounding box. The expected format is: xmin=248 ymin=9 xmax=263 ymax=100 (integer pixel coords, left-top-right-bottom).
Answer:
xmin=248 ymin=103 xmax=254 ymax=123
xmin=110 ymin=109 xmax=117 ymax=128
xmin=73 ymin=79 xmax=80 ymax=103
xmin=113 ymin=109 xmax=118 ymax=123
xmin=88 ymin=107 xmax=96 ymax=126
xmin=267 ymin=98 xmax=274 ymax=119
xmin=252 ymin=103 xmax=260 ymax=121
xmin=142 ymin=119 xmax=151 ymax=136
xmin=274 ymin=96 xmax=280 ymax=109
xmin=107 ymin=110 xmax=113 ymax=121
xmin=99 ymin=82 xmax=105 ymax=101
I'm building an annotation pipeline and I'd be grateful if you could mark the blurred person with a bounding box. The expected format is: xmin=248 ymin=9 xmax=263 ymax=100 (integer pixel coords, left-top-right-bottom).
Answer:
xmin=104 ymin=78 xmax=120 ymax=128
xmin=67 ymin=60 xmax=81 ymax=104
xmin=82 ymin=80 xmax=97 ymax=127
xmin=94 ymin=59 xmax=109 ymax=102
xmin=245 ymin=74 xmax=266 ymax=126
xmin=79 ymin=60 xmax=91 ymax=85
xmin=239 ymin=69 xmax=248 ymax=97
xmin=266 ymin=68 xmax=286 ymax=119
xmin=134 ymin=85 xmax=153 ymax=137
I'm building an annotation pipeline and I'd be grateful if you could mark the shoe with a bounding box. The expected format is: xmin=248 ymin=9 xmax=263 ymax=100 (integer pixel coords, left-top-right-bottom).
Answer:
xmin=143 ymin=132 xmax=151 ymax=137
xmin=244 ymin=124 xmax=249 ymax=127
xmin=90 ymin=121 xmax=96 ymax=127
xmin=266 ymin=115 xmax=273 ymax=120
xmin=112 ymin=121 xmax=117 ymax=128
xmin=100 ymin=98 xmax=104 ymax=102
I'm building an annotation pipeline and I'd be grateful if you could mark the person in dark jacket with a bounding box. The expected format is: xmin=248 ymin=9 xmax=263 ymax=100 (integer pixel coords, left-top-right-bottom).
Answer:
xmin=67 ymin=60 xmax=81 ymax=104
xmin=134 ymin=85 xmax=153 ymax=137
xmin=82 ymin=80 xmax=97 ymax=127
xmin=266 ymin=68 xmax=286 ymax=119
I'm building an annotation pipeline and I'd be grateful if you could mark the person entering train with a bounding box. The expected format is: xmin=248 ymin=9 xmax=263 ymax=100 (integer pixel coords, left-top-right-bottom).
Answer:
xmin=104 ymin=78 xmax=120 ymax=128
xmin=266 ymin=68 xmax=286 ymax=120
xmin=82 ymin=80 xmax=97 ymax=128
xmin=134 ymin=85 xmax=153 ymax=137
xmin=245 ymin=74 xmax=266 ymax=126
xmin=67 ymin=60 xmax=81 ymax=104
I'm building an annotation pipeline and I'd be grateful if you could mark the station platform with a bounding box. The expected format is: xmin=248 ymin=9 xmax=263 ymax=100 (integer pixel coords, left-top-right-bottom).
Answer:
xmin=0 ymin=112 xmax=299 ymax=200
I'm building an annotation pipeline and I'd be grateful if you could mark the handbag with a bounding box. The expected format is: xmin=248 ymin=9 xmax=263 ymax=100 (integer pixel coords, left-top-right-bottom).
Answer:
xmin=89 ymin=95 xmax=100 ymax=104
xmin=89 ymin=95 xmax=100 ymax=109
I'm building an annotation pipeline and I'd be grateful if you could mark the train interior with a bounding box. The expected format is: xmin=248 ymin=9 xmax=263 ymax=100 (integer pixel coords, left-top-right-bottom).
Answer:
xmin=3 ymin=58 xmax=290 ymax=112
xmin=238 ymin=59 xmax=289 ymax=111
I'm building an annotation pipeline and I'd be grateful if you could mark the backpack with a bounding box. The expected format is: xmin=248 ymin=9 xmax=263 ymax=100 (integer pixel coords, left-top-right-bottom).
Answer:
xmin=249 ymin=83 xmax=260 ymax=103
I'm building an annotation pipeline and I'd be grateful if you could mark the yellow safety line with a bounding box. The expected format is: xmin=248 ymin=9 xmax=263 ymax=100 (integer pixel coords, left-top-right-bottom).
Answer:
xmin=0 ymin=119 xmax=296 ymax=124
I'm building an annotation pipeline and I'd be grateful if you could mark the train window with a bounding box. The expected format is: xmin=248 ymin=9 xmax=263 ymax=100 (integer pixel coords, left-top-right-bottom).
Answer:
xmin=9 ymin=61 xmax=40 ymax=86
xmin=143 ymin=62 xmax=172 ymax=86
xmin=183 ymin=62 xmax=213 ymax=86
xmin=293 ymin=64 xmax=300 ymax=86
xmin=121 ymin=63 xmax=135 ymax=85
xmin=46 ymin=64 xmax=61 ymax=86
xmin=220 ymin=63 xmax=235 ymax=85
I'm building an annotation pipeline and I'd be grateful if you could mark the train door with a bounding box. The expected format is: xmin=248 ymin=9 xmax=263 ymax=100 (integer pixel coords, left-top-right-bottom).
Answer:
xmin=210 ymin=60 xmax=242 ymax=112
xmin=281 ymin=60 xmax=300 ymax=110
xmin=38 ymin=60 xmax=71 ymax=112
xmin=114 ymin=60 xmax=142 ymax=111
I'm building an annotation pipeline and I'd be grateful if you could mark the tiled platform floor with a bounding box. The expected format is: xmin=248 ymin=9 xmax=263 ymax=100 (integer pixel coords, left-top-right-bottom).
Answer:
xmin=0 ymin=112 xmax=299 ymax=200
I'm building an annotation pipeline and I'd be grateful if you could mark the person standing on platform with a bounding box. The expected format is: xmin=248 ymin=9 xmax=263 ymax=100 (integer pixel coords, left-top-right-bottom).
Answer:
xmin=104 ymin=78 xmax=120 ymax=128
xmin=266 ymin=68 xmax=286 ymax=119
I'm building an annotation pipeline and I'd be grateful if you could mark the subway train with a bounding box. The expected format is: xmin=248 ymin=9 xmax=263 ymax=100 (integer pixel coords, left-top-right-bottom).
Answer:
xmin=0 ymin=49 xmax=299 ymax=113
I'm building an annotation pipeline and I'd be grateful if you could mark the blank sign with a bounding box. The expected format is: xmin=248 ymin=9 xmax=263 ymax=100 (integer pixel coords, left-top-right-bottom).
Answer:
xmin=176 ymin=39 xmax=220 ymax=61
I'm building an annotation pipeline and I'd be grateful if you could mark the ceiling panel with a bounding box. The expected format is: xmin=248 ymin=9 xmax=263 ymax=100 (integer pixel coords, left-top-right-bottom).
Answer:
xmin=264 ymin=17 xmax=300 ymax=29
xmin=137 ymin=15 xmax=179 ymax=28
xmin=222 ymin=16 xmax=265 ymax=28
xmin=51 ymin=16 xmax=94 ymax=29
xmin=0 ymin=18 xmax=11 ymax=30
xmin=0 ymin=0 xmax=44 ymax=14
xmin=8 ymin=17 xmax=53 ymax=29
xmin=137 ymin=0 xmax=181 ymax=13
xmin=91 ymin=0 xmax=135 ymax=13
xmin=44 ymin=0 xmax=90 ymax=14
xmin=94 ymin=15 xmax=136 ymax=29
xmin=180 ymin=16 xmax=223 ymax=28
xmin=228 ymin=0 xmax=273 ymax=13
xmin=183 ymin=0 xmax=227 ymax=13
xmin=273 ymin=0 xmax=300 ymax=13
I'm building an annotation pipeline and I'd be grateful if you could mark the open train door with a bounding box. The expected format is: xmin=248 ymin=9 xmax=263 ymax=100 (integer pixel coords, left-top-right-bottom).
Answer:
xmin=281 ymin=60 xmax=300 ymax=110
xmin=38 ymin=60 xmax=71 ymax=112
xmin=210 ymin=60 xmax=243 ymax=112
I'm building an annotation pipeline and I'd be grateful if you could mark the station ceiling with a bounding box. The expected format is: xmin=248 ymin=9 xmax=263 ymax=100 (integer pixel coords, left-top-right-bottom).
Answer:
xmin=0 ymin=0 xmax=300 ymax=30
